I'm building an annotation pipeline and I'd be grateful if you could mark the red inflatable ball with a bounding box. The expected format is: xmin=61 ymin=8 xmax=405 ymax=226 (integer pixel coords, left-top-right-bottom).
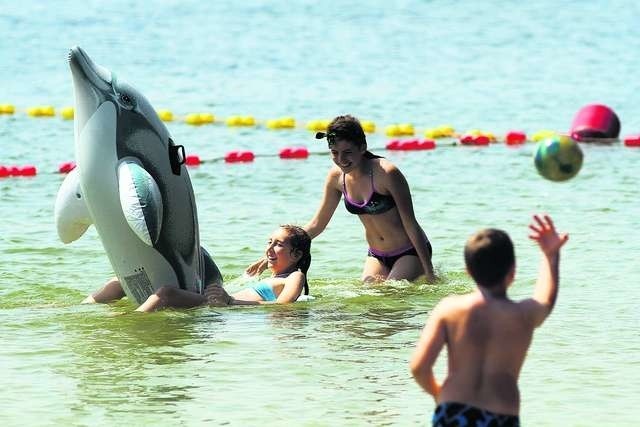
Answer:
xmin=505 ymin=131 xmax=527 ymax=145
xmin=570 ymin=104 xmax=620 ymax=141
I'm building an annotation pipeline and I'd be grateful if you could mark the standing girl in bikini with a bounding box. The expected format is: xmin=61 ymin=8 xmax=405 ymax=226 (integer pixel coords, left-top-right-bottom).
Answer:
xmin=247 ymin=115 xmax=434 ymax=283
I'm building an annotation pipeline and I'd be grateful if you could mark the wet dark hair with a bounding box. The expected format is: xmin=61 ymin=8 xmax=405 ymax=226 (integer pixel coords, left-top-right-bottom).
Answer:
xmin=464 ymin=228 xmax=515 ymax=289
xmin=315 ymin=114 xmax=381 ymax=159
xmin=281 ymin=224 xmax=312 ymax=295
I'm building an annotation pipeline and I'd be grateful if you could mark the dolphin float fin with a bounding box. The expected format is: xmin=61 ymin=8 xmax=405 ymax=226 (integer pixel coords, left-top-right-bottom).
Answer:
xmin=117 ymin=159 xmax=163 ymax=246
xmin=55 ymin=167 xmax=93 ymax=243
xmin=201 ymin=246 xmax=223 ymax=287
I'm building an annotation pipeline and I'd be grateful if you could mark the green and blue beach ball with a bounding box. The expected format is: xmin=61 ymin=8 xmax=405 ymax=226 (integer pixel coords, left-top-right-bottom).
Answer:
xmin=534 ymin=135 xmax=583 ymax=182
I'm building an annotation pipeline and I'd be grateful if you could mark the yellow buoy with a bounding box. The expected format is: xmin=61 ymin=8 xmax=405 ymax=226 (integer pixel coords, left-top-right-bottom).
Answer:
xmin=157 ymin=109 xmax=173 ymax=122
xmin=425 ymin=125 xmax=455 ymax=139
xmin=424 ymin=128 xmax=439 ymax=139
xmin=306 ymin=119 xmax=330 ymax=131
xmin=398 ymin=123 xmax=415 ymax=136
xmin=532 ymin=129 xmax=558 ymax=142
xmin=199 ymin=113 xmax=214 ymax=124
xmin=241 ymin=116 xmax=256 ymax=126
xmin=60 ymin=107 xmax=74 ymax=120
xmin=226 ymin=115 xmax=254 ymax=126
xmin=42 ymin=105 xmax=55 ymax=116
xmin=281 ymin=117 xmax=296 ymax=128
xmin=266 ymin=117 xmax=296 ymax=129
xmin=28 ymin=106 xmax=55 ymax=117
xmin=0 ymin=104 xmax=16 ymax=114
xmin=185 ymin=113 xmax=203 ymax=125
xmin=385 ymin=124 xmax=401 ymax=137
xmin=226 ymin=115 xmax=242 ymax=126
xmin=361 ymin=120 xmax=376 ymax=133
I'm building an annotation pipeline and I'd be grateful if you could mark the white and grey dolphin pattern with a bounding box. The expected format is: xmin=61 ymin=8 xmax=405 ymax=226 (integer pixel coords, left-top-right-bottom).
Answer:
xmin=55 ymin=46 xmax=221 ymax=304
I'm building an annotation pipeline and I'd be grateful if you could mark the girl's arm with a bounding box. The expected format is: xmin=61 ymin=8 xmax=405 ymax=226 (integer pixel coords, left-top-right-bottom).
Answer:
xmin=386 ymin=166 xmax=435 ymax=281
xmin=304 ymin=168 xmax=342 ymax=238
xmin=275 ymin=271 xmax=306 ymax=303
xmin=205 ymin=285 xmax=260 ymax=306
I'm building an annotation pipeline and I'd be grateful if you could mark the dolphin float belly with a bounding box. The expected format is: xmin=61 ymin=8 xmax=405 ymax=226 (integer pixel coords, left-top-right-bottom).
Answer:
xmin=55 ymin=46 xmax=221 ymax=304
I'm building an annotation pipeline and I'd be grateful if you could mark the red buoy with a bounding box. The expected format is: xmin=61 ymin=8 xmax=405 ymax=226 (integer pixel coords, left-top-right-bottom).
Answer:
xmin=20 ymin=166 xmax=37 ymax=176
xmin=0 ymin=166 xmax=9 ymax=178
xmin=239 ymin=151 xmax=254 ymax=162
xmin=224 ymin=151 xmax=240 ymax=163
xmin=58 ymin=161 xmax=76 ymax=174
xmin=418 ymin=139 xmax=436 ymax=150
xmin=570 ymin=104 xmax=620 ymax=141
xmin=225 ymin=151 xmax=255 ymax=163
xmin=185 ymin=155 xmax=201 ymax=166
xmin=460 ymin=134 xmax=475 ymax=145
xmin=386 ymin=139 xmax=436 ymax=151
xmin=623 ymin=135 xmax=640 ymax=147
xmin=505 ymin=131 xmax=526 ymax=145
xmin=279 ymin=147 xmax=309 ymax=159
xmin=385 ymin=139 xmax=402 ymax=150
xmin=474 ymin=135 xmax=490 ymax=145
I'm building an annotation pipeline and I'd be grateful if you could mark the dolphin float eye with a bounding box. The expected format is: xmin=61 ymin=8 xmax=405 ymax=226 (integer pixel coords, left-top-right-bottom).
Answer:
xmin=118 ymin=92 xmax=135 ymax=110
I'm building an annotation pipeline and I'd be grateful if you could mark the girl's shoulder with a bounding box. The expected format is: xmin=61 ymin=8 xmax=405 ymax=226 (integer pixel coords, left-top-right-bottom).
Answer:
xmin=372 ymin=157 xmax=398 ymax=173
xmin=270 ymin=270 xmax=305 ymax=283
xmin=326 ymin=166 xmax=343 ymax=187
xmin=372 ymin=158 xmax=402 ymax=182
xmin=284 ymin=270 xmax=305 ymax=283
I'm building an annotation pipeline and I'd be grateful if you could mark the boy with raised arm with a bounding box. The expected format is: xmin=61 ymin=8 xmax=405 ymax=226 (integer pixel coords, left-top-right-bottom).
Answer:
xmin=410 ymin=214 xmax=568 ymax=427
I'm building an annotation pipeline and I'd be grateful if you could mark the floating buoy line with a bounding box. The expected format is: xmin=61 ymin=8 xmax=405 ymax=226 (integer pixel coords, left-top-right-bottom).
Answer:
xmin=1 ymin=103 xmax=637 ymax=179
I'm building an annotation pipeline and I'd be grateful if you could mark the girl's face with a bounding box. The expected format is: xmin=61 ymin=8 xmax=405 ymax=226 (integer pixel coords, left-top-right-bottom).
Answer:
xmin=330 ymin=139 xmax=366 ymax=173
xmin=265 ymin=227 xmax=300 ymax=274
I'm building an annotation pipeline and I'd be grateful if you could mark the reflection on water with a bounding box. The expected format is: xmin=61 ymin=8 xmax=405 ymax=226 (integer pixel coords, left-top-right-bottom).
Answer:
xmin=56 ymin=307 xmax=224 ymax=415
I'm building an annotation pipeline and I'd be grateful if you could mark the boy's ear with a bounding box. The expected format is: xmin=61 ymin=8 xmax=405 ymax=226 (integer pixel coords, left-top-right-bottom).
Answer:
xmin=506 ymin=263 xmax=516 ymax=284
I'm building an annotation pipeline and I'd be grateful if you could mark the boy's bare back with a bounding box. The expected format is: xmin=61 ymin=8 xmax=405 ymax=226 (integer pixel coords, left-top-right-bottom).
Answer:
xmin=430 ymin=292 xmax=538 ymax=414
xmin=411 ymin=214 xmax=568 ymax=420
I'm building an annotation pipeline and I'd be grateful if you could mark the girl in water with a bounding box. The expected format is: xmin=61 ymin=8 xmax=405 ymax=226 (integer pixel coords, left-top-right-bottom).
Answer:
xmin=247 ymin=115 xmax=434 ymax=283
xmin=83 ymin=225 xmax=311 ymax=311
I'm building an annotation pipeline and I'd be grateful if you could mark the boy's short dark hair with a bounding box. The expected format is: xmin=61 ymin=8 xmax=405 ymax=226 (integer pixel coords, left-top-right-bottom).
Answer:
xmin=464 ymin=228 xmax=515 ymax=288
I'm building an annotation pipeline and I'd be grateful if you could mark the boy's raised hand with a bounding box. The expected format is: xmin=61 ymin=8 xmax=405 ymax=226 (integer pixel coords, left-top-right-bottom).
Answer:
xmin=528 ymin=214 xmax=568 ymax=256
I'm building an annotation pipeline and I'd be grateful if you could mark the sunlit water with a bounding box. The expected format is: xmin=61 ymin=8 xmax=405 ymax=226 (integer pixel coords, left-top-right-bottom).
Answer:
xmin=1 ymin=1 xmax=639 ymax=425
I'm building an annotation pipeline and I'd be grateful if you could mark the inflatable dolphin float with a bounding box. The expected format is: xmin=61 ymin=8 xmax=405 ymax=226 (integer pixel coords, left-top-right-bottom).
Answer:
xmin=55 ymin=46 xmax=221 ymax=305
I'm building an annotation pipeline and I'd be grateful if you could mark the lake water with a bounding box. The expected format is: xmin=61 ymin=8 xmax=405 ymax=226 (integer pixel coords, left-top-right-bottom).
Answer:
xmin=1 ymin=1 xmax=639 ymax=425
